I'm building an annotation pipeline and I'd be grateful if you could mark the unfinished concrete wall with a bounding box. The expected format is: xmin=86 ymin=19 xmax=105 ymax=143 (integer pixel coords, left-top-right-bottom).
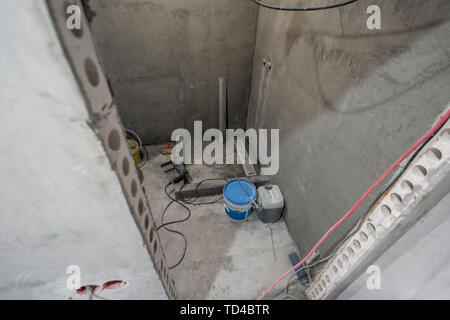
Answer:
xmin=0 ymin=0 xmax=166 ymax=299
xmin=248 ymin=0 xmax=450 ymax=256
xmin=88 ymin=0 xmax=259 ymax=144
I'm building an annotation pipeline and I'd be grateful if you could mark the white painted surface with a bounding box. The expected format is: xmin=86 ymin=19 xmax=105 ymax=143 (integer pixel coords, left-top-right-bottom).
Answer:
xmin=0 ymin=0 xmax=166 ymax=299
xmin=338 ymin=193 xmax=450 ymax=300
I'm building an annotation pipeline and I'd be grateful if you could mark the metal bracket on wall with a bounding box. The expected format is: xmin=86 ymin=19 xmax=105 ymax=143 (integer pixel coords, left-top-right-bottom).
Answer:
xmin=46 ymin=0 xmax=177 ymax=299
xmin=307 ymin=118 xmax=450 ymax=300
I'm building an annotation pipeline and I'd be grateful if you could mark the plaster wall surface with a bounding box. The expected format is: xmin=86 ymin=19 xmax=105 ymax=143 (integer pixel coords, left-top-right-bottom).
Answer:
xmin=338 ymin=192 xmax=450 ymax=299
xmin=247 ymin=0 xmax=450 ymax=255
xmin=0 ymin=0 xmax=166 ymax=299
xmin=88 ymin=0 xmax=259 ymax=144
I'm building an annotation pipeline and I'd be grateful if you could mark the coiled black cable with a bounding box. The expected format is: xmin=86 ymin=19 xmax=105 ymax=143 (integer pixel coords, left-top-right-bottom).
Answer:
xmin=157 ymin=179 xmax=227 ymax=269
xmin=157 ymin=183 xmax=190 ymax=270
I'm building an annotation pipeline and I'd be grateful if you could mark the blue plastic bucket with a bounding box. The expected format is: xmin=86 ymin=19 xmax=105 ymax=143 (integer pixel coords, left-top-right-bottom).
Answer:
xmin=223 ymin=179 xmax=257 ymax=221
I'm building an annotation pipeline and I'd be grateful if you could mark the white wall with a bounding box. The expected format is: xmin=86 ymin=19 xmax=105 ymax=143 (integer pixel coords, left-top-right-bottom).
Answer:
xmin=339 ymin=193 xmax=450 ymax=300
xmin=0 ymin=0 xmax=167 ymax=299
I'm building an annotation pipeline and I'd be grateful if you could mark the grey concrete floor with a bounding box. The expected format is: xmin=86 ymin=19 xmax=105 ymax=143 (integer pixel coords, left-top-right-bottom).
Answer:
xmin=140 ymin=144 xmax=303 ymax=300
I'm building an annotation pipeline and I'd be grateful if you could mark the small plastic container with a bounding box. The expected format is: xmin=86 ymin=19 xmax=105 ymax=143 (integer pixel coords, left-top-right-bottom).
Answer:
xmin=257 ymin=184 xmax=284 ymax=223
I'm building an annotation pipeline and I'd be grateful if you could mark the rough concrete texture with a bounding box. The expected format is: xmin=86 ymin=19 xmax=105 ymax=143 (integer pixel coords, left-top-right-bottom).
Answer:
xmin=247 ymin=0 xmax=450 ymax=256
xmin=0 ymin=0 xmax=166 ymax=299
xmin=88 ymin=0 xmax=259 ymax=144
xmin=141 ymin=145 xmax=297 ymax=299
xmin=339 ymin=192 xmax=450 ymax=299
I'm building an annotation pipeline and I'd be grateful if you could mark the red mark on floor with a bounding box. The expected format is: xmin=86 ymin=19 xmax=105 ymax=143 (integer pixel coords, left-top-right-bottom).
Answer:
xmin=76 ymin=280 xmax=128 ymax=295
xmin=102 ymin=280 xmax=128 ymax=291
xmin=76 ymin=285 xmax=101 ymax=295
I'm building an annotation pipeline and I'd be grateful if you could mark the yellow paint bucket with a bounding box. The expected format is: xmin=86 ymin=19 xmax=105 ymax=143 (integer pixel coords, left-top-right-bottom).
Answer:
xmin=127 ymin=139 xmax=141 ymax=165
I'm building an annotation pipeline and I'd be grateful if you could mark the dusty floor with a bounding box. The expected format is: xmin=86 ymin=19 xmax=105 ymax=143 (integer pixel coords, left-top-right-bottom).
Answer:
xmin=140 ymin=144 xmax=304 ymax=300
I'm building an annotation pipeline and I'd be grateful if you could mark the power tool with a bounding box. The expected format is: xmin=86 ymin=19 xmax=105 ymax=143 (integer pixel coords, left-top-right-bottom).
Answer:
xmin=161 ymin=159 xmax=191 ymax=184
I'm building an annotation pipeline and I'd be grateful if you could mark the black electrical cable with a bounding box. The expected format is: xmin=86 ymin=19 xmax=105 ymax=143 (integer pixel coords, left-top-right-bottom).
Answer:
xmin=159 ymin=184 xmax=191 ymax=230
xmin=251 ymin=0 xmax=359 ymax=11
xmin=295 ymin=119 xmax=447 ymax=291
xmin=179 ymin=178 xmax=228 ymax=205
xmin=157 ymin=178 xmax=227 ymax=269
xmin=345 ymin=120 xmax=444 ymax=242
xmin=282 ymin=127 xmax=443 ymax=299
xmin=156 ymin=183 xmax=191 ymax=269
xmin=137 ymin=146 xmax=149 ymax=169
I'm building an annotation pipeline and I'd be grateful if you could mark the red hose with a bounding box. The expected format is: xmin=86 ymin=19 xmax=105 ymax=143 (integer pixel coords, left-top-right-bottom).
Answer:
xmin=257 ymin=108 xmax=450 ymax=300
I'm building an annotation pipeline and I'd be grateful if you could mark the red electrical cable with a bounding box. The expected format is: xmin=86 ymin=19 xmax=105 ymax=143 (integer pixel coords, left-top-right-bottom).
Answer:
xmin=257 ymin=108 xmax=450 ymax=300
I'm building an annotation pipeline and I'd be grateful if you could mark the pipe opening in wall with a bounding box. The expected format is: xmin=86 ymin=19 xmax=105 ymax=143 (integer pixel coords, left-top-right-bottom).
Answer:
xmin=359 ymin=231 xmax=368 ymax=241
xmin=413 ymin=165 xmax=427 ymax=178
xmin=426 ymin=148 xmax=443 ymax=161
xmin=366 ymin=223 xmax=376 ymax=234
xmin=107 ymin=129 xmax=121 ymax=151
xmin=138 ymin=199 xmax=144 ymax=215
xmin=440 ymin=128 xmax=450 ymax=143
xmin=84 ymin=58 xmax=100 ymax=87
xmin=153 ymin=239 xmax=158 ymax=253
xmin=390 ymin=193 xmax=402 ymax=205
xmin=381 ymin=205 xmax=392 ymax=216
xmin=131 ymin=179 xmax=137 ymax=197
xmin=342 ymin=254 xmax=349 ymax=263
xmin=347 ymin=247 xmax=355 ymax=257
xmin=149 ymin=228 xmax=154 ymax=243
xmin=122 ymin=157 xmax=130 ymax=176
xmin=401 ymin=180 xmax=414 ymax=192
xmin=144 ymin=215 xmax=149 ymax=230
xmin=333 ymin=266 xmax=339 ymax=274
